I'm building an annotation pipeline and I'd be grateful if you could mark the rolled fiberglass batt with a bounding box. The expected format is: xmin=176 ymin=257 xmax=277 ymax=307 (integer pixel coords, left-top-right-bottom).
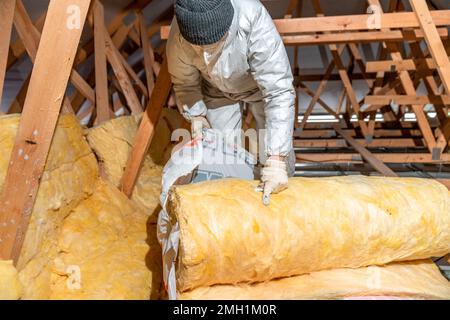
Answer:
xmin=179 ymin=260 xmax=450 ymax=300
xmin=1 ymin=114 xmax=163 ymax=299
xmin=0 ymin=261 xmax=22 ymax=300
xmin=167 ymin=177 xmax=450 ymax=291
xmin=86 ymin=110 xmax=188 ymax=222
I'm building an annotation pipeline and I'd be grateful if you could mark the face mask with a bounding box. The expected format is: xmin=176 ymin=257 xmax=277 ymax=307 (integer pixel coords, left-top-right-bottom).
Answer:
xmin=192 ymin=33 xmax=228 ymax=65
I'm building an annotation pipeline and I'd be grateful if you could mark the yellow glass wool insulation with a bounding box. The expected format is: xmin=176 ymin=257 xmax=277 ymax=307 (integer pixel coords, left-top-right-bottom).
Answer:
xmin=0 ymin=261 xmax=22 ymax=299
xmin=49 ymin=180 xmax=163 ymax=300
xmin=86 ymin=114 xmax=165 ymax=221
xmin=0 ymin=114 xmax=99 ymax=299
xmin=179 ymin=260 xmax=450 ymax=300
xmin=167 ymin=176 xmax=450 ymax=292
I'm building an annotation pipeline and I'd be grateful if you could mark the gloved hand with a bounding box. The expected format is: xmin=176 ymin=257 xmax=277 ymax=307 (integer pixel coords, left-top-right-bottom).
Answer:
xmin=256 ymin=157 xmax=288 ymax=206
xmin=191 ymin=116 xmax=211 ymax=140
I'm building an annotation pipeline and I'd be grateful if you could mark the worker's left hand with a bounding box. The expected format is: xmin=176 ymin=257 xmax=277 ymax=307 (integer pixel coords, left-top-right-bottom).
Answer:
xmin=256 ymin=156 xmax=288 ymax=206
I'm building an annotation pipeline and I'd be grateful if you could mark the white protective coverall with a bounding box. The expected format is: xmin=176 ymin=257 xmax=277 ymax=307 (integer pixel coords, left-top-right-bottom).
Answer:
xmin=166 ymin=0 xmax=296 ymax=175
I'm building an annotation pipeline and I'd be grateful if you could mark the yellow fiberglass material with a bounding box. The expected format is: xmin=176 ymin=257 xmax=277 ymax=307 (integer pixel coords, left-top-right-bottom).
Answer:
xmin=49 ymin=181 xmax=162 ymax=300
xmin=0 ymin=114 xmax=98 ymax=298
xmin=168 ymin=176 xmax=450 ymax=291
xmin=86 ymin=114 xmax=163 ymax=221
xmin=0 ymin=260 xmax=22 ymax=300
xmin=179 ymin=260 xmax=450 ymax=300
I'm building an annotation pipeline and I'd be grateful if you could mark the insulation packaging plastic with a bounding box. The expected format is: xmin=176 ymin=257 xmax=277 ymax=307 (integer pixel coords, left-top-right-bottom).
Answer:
xmin=166 ymin=176 xmax=450 ymax=292
xmin=179 ymin=260 xmax=450 ymax=300
xmin=158 ymin=129 xmax=256 ymax=299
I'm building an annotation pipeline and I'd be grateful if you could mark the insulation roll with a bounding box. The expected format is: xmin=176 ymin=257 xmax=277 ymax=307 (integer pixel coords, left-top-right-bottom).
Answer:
xmin=0 ymin=261 xmax=22 ymax=300
xmin=179 ymin=260 xmax=450 ymax=300
xmin=167 ymin=176 xmax=450 ymax=292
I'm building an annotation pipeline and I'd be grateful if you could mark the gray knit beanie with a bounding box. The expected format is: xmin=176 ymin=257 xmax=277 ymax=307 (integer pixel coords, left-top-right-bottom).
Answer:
xmin=175 ymin=0 xmax=234 ymax=45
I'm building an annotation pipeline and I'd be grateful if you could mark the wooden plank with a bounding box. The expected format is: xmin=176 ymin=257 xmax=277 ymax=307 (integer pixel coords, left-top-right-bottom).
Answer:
xmin=120 ymin=58 xmax=172 ymax=197
xmin=283 ymin=28 xmax=448 ymax=46
xmin=333 ymin=125 xmax=398 ymax=177
xmin=160 ymin=10 xmax=450 ymax=39
xmin=73 ymin=0 xmax=153 ymax=67
xmin=297 ymin=153 xmax=450 ymax=164
xmin=298 ymin=82 xmax=338 ymax=117
xmin=138 ymin=13 xmax=155 ymax=96
xmin=118 ymin=53 xmax=149 ymax=98
xmin=295 ymin=128 xmax=426 ymax=139
xmin=294 ymin=138 xmax=426 ymax=148
xmin=0 ymin=0 xmax=90 ymax=263
xmin=366 ymin=58 xmax=437 ymax=72
xmin=13 ymin=0 xmax=40 ymax=61
xmin=275 ymin=10 xmax=450 ymax=34
xmin=365 ymin=95 xmax=450 ymax=105
xmin=7 ymin=12 xmax=46 ymax=70
xmin=410 ymin=0 xmax=450 ymax=95
xmin=112 ymin=22 xmax=134 ymax=49
xmin=0 ymin=0 xmax=16 ymax=106
xmin=14 ymin=0 xmax=95 ymax=104
xmin=93 ymin=0 xmax=110 ymax=123
xmin=104 ymin=29 xmax=142 ymax=114
xmin=367 ymin=0 xmax=438 ymax=155
xmin=311 ymin=0 xmax=369 ymax=137
xmin=299 ymin=46 xmax=342 ymax=129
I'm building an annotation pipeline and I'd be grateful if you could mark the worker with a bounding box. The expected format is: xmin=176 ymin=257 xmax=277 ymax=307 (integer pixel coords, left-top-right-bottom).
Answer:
xmin=166 ymin=0 xmax=296 ymax=205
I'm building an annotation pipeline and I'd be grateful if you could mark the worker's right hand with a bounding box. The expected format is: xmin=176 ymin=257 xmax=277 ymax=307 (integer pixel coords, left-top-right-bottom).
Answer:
xmin=256 ymin=158 xmax=289 ymax=206
xmin=191 ymin=116 xmax=211 ymax=140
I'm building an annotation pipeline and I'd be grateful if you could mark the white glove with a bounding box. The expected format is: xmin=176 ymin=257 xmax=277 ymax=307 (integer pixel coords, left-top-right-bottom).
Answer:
xmin=191 ymin=116 xmax=211 ymax=140
xmin=182 ymin=100 xmax=208 ymax=122
xmin=256 ymin=158 xmax=288 ymax=206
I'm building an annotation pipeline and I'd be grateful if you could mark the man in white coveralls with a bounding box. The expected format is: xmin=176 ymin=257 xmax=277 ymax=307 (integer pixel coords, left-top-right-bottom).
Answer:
xmin=167 ymin=0 xmax=296 ymax=205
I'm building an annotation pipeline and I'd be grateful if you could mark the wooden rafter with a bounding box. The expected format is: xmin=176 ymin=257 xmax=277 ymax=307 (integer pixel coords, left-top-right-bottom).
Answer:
xmin=121 ymin=59 xmax=172 ymax=197
xmin=0 ymin=0 xmax=91 ymax=263
xmin=0 ymin=0 xmax=15 ymax=108
xmin=93 ymin=0 xmax=110 ymax=124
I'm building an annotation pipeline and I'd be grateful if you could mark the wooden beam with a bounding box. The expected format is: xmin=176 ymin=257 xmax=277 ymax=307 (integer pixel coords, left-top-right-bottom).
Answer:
xmin=294 ymin=138 xmax=426 ymax=148
xmin=160 ymin=10 xmax=450 ymax=39
xmin=104 ymin=28 xmax=142 ymax=114
xmin=299 ymin=46 xmax=342 ymax=129
xmin=0 ymin=0 xmax=16 ymax=106
xmin=410 ymin=0 xmax=450 ymax=94
xmin=333 ymin=125 xmax=398 ymax=176
xmin=282 ymin=28 xmax=448 ymax=46
xmin=120 ymin=58 xmax=172 ymax=197
xmin=138 ymin=13 xmax=156 ymax=96
xmin=365 ymin=95 xmax=450 ymax=106
xmin=297 ymin=153 xmax=450 ymax=164
xmin=0 ymin=0 xmax=90 ymax=263
xmin=295 ymin=128 xmax=426 ymax=139
xmin=366 ymin=58 xmax=438 ymax=72
xmin=13 ymin=0 xmax=95 ymax=104
xmin=367 ymin=0 xmax=438 ymax=155
xmin=93 ymin=0 xmax=110 ymax=123
xmin=118 ymin=53 xmax=148 ymax=98
xmin=7 ymin=12 xmax=46 ymax=71
xmin=113 ymin=22 xmax=134 ymax=48
xmin=275 ymin=10 xmax=450 ymax=34
xmin=311 ymin=0 xmax=369 ymax=137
